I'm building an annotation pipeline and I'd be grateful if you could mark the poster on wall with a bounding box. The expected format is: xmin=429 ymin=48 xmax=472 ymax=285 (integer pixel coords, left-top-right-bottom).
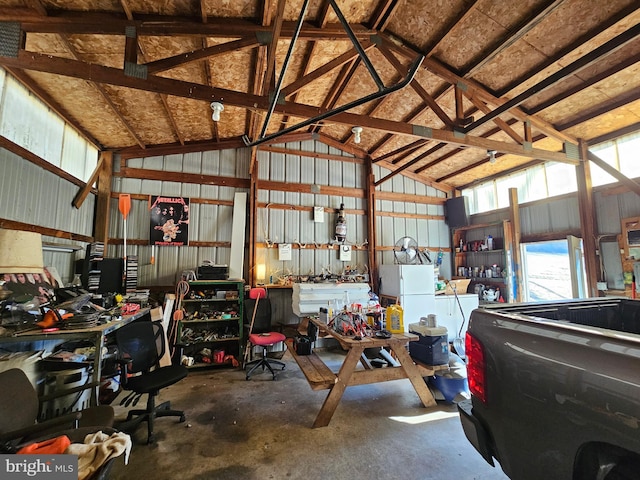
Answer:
xmin=0 ymin=270 xmax=57 ymax=303
xmin=149 ymin=196 xmax=190 ymax=246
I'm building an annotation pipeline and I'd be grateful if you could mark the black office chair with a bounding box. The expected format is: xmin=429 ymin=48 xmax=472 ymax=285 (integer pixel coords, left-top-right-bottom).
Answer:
xmin=0 ymin=368 xmax=117 ymax=471
xmin=114 ymin=321 xmax=188 ymax=444
xmin=244 ymin=288 xmax=286 ymax=380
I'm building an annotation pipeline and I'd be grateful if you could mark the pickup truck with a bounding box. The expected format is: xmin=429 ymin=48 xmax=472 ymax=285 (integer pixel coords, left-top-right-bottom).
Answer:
xmin=457 ymin=298 xmax=640 ymax=480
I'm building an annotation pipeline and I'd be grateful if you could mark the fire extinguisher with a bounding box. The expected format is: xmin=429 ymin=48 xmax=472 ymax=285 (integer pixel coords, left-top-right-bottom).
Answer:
xmin=335 ymin=203 xmax=346 ymax=242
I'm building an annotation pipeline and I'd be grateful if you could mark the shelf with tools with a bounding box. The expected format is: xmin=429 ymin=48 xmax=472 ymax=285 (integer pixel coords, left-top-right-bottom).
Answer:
xmin=451 ymin=220 xmax=514 ymax=303
xmin=173 ymin=279 xmax=244 ymax=369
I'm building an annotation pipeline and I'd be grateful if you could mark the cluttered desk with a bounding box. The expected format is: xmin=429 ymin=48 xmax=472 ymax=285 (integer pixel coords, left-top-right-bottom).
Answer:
xmin=0 ymin=289 xmax=150 ymax=408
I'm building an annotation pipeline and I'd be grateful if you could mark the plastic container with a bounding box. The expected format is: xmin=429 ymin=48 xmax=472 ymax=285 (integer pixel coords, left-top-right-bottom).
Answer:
xmin=408 ymin=323 xmax=449 ymax=366
xmin=386 ymin=304 xmax=404 ymax=334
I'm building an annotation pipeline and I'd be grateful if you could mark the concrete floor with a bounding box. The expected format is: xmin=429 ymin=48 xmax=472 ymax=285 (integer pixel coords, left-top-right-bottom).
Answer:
xmin=109 ymin=347 xmax=509 ymax=480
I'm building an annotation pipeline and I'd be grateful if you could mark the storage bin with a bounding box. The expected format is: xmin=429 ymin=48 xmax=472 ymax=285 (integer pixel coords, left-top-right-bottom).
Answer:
xmin=294 ymin=335 xmax=312 ymax=355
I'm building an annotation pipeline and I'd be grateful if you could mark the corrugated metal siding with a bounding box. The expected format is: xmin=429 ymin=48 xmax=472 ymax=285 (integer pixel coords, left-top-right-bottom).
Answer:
xmin=373 ymin=164 xmax=449 ymax=269
xmin=0 ymin=147 xmax=94 ymax=285
xmin=0 ymin=147 xmax=94 ymax=237
xmin=112 ymin=148 xmax=250 ymax=286
xmin=254 ymin=140 xmax=370 ymax=283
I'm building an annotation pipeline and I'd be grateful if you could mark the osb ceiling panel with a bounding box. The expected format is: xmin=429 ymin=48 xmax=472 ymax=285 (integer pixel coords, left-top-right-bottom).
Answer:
xmin=386 ymin=0 xmax=473 ymax=52
xmin=0 ymin=0 xmax=638 ymax=192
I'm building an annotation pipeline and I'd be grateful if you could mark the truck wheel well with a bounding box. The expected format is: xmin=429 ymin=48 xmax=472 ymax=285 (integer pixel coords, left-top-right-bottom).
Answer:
xmin=574 ymin=443 xmax=640 ymax=480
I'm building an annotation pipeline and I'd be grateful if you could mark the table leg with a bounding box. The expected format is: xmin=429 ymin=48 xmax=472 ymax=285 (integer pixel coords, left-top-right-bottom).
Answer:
xmin=91 ymin=332 xmax=104 ymax=405
xmin=312 ymin=344 xmax=364 ymax=428
xmin=392 ymin=344 xmax=437 ymax=408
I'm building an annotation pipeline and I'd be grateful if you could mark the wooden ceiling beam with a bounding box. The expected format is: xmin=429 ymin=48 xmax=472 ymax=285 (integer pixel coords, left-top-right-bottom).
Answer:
xmin=377 ymin=43 xmax=454 ymax=128
xmin=465 ymin=0 xmax=567 ymax=75
xmin=247 ymin=0 xmax=276 ymax=143
xmin=462 ymin=22 xmax=640 ymax=134
xmin=199 ymin=0 xmax=207 ymax=23
xmin=374 ymin=139 xmax=429 ymax=163
xmin=393 ymin=143 xmax=445 ymax=165
xmin=262 ymin=0 xmax=286 ymax=97
xmin=145 ymin=37 xmax=261 ymax=74
xmin=375 ymin=144 xmax=446 ymax=186
xmin=0 ymin=50 xmax=577 ymax=164
xmin=556 ymin=89 xmax=640 ymax=132
xmin=381 ymin=34 xmax=578 ymax=146
xmin=119 ymin=137 xmax=246 ymax=159
xmin=529 ymin=49 xmax=640 ymax=115
xmin=465 ymin=94 xmax=524 ymax=144
xmin=281 ymin=42 xmax=373 ymax=98
xmin=366 ymin=2 xmax=569 ymax=160
xmin=310 ymin=58 xmax=360 ymax=133
xmin=368 ymin=0 xmax=399 ymax=31
xmin=413 ymin=120 xmax=519 ymax=174
xmin=279 ymin=1 xmax=332 ymax=133
xmin=120 ymin=0 xmax=134 ymax=21
xmin=16 ymin=14 xmax=374 ymax=39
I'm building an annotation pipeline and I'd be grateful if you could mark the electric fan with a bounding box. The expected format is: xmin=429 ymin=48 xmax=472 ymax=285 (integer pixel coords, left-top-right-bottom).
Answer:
xmin=394 ymin=236 xmax=420 ymax=264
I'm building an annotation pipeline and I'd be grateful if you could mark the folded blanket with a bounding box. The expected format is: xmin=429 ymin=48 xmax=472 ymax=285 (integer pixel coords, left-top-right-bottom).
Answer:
xmin=65 ymin=431 xmax=131 ymax=480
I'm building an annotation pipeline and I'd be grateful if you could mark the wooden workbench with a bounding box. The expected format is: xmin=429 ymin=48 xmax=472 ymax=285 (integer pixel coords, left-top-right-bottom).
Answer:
xmin=287 ymin=318 xmax=447 ymax=428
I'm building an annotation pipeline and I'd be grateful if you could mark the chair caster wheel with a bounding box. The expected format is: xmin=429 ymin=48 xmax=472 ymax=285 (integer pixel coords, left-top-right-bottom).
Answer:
xmin=179 ymin=415 xmax=186 ymax=422
xmin=246 ymin=376 xmax=250 ymax=380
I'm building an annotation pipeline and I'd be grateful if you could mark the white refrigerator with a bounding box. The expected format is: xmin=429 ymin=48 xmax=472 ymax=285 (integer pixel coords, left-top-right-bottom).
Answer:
xmin=378 ymin=264 xmax=436 ymax=331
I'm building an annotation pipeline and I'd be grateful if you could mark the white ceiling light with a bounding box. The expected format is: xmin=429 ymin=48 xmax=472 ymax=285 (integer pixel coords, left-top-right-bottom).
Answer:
xmin=487 ymin=149 xmax=497 ymax=164
xmin=210 ymin=101 xmax=224 ymax=122
xmin=351 ymin=126 xmax=363 ymax=144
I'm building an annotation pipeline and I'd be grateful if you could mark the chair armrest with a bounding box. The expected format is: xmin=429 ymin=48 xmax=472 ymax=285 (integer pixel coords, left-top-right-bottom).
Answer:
xmin=0 ymin=411 xmax=82 ymax=443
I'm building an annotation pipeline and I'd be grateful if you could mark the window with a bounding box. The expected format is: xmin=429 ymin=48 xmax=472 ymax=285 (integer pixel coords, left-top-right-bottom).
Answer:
xmin=618 ymin=133 xmax=640 ymax=179
xmin=522 ymin=240 xmax=573 ymax=301
xmin=0 ymin=69 xmax=98 ymax=183
xmin=463 ymin=130 xmax=640 ymax=215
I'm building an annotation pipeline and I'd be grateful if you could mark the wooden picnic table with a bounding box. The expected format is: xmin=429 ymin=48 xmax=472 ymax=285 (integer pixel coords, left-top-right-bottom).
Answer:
xmin=287 ymin=317 xmax=448 ymax=428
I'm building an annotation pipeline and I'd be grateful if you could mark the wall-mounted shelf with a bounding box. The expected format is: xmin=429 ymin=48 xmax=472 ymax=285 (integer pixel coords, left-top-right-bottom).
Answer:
xmin=451 ymin=220 xmax=514 ymax=302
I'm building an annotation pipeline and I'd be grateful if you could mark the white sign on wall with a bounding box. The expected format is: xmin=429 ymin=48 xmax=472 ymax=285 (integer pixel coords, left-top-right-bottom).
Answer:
xmin=278 ymin=243 xmax=292 ymax=261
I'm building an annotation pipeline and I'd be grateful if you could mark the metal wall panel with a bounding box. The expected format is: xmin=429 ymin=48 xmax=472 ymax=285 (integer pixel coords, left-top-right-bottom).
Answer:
xmin=373 ymin=163 xmax=450 ymax=270
xmin=252 ymin=140 xmax=368 ymax=283
xmin=110 ymin=148 xmax=250 ymax=286
xmin=595 ymin=191 xmax=623 ymax=234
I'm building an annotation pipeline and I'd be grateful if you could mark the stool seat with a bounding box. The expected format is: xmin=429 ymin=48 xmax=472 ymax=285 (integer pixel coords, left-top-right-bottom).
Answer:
xmin=249 ymin=332 xmax=286 ymax=346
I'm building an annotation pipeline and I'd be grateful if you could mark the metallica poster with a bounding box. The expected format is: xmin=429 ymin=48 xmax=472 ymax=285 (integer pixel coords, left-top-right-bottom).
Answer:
xmin=149 ymin=195 xmax=190 ymax=246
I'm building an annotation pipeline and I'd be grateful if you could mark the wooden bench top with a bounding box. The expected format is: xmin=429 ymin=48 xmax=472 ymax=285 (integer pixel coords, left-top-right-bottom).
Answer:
xmin=285 ymin=338 xmax=336 ymax=391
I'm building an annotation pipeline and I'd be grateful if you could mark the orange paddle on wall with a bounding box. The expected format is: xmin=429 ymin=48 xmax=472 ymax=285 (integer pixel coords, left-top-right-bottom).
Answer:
xmin=119 ymin=194 xmax=131 ymax=290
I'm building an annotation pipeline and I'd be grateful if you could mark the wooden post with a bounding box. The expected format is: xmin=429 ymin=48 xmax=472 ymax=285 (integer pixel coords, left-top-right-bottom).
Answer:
xmin=94 ymin=151 xmax=112 ymax=246
xmin=508 ymin=188 xmax=523 ymax=302
xmin=365 ymin=156 xmax=377 ymax=291
xmin=576 ymin=139 xmax=599 ymax=297
xmin=249 ymin=147 xmax=258 ymax=286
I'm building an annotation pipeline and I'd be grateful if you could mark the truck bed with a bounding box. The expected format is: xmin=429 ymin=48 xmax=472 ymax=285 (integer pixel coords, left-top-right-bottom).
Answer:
xmin=458 ymin=297 xmax=640 ymax=480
